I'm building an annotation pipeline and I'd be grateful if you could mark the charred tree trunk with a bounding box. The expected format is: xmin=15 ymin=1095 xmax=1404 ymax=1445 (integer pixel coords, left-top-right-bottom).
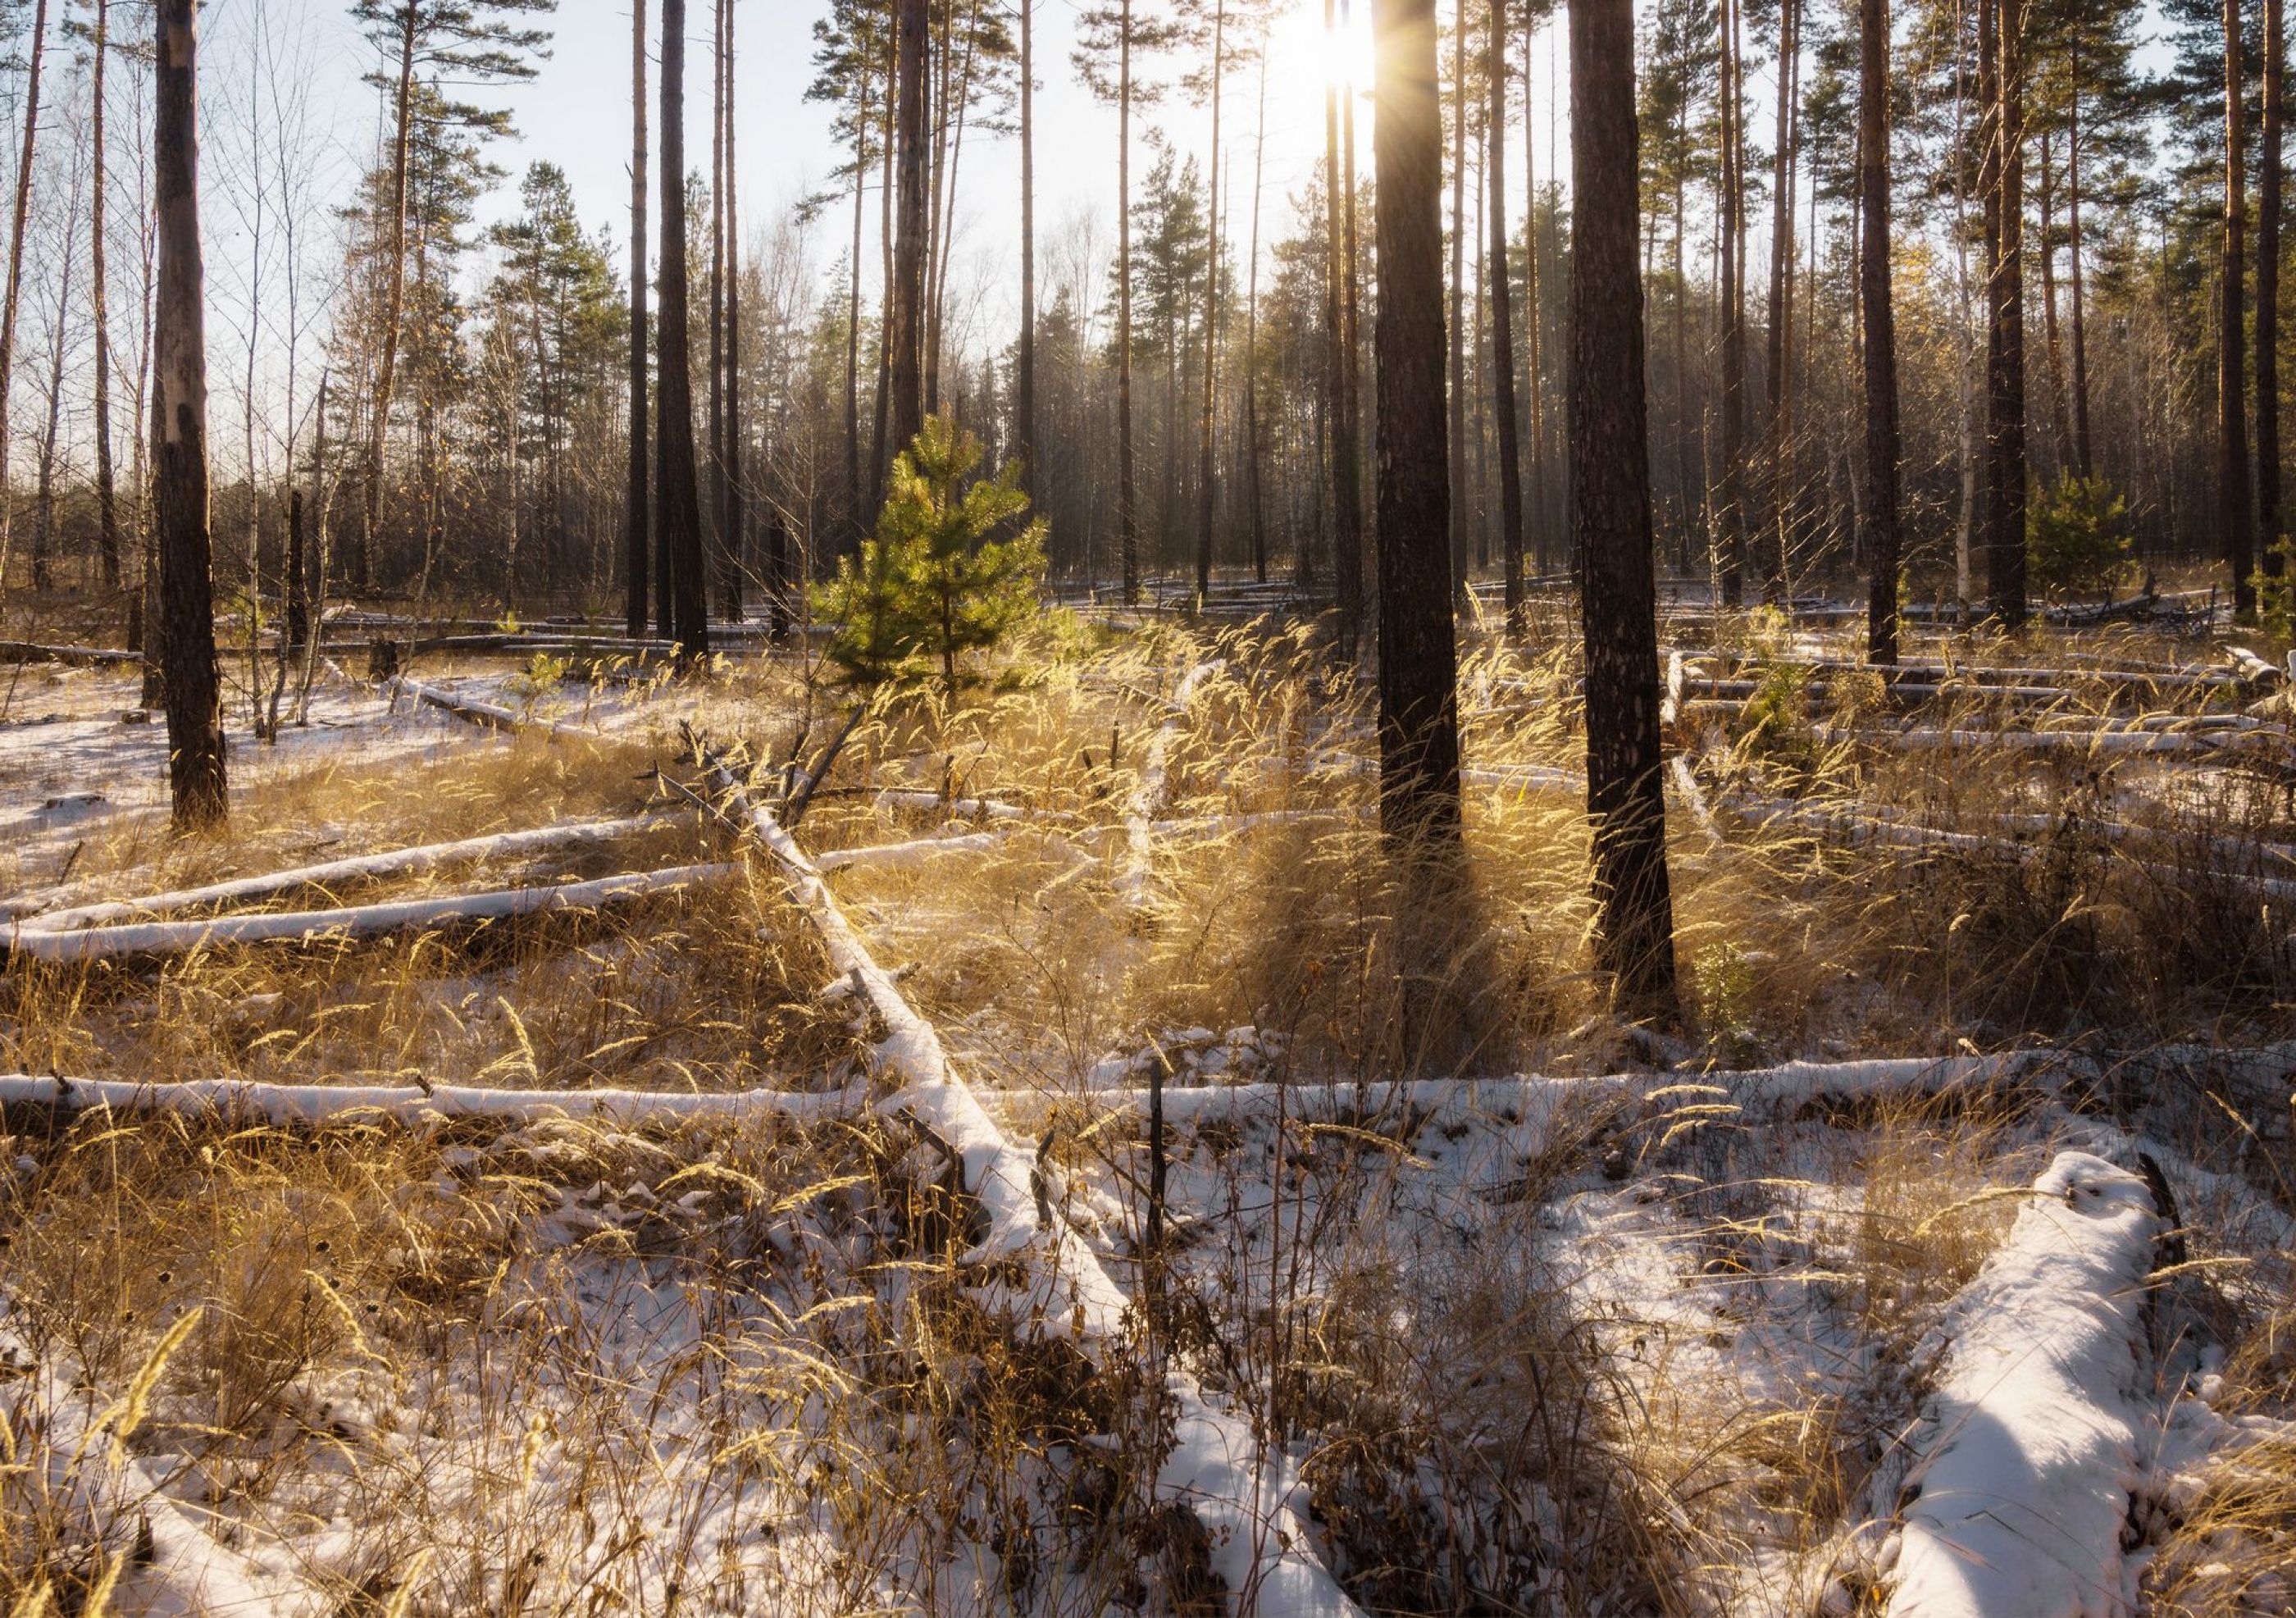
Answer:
xmin=1372 ymin=0 xmax=1464 ymax=846
xmin=1569 ymin=0 xmax=1675 ymax=1018
xmin=153 ymin=0 xmax=226 ymax=831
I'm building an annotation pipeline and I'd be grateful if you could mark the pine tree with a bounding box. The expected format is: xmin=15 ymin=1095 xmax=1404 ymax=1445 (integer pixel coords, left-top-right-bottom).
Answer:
xmin=817 ymin=417 xmax=1048 ymax=695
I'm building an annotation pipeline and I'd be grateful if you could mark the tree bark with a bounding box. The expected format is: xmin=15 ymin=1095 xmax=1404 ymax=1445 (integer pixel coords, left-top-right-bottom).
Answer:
xmin=2067 ymin=52 xmax=2093 ymax=479
xmin=1763 ymin=0 xmax=1799 ymax=603
xmin=708 ymin=0 xmax=727 ymax=622
xmin=1372 ymin=0 xmax=1463 ymax=846
xmin=0 ymin=0 xmax=50 ymax=598
xmin=1195 ymin=0 xmax=1228 ymax=597
xmin=2262 ymin=0 xmax=2284 ymax=573
xmin=1488 ymin=0 xmax=1524 ymax=631
xmin=626 ymin=0 xmax=650 ymax=637
xmin=722 ymin=0 xmax=743 ymax=622
xmin=1117 ymin=0 xmax=1142 ymax=601
xmin=1717 ymin=0 xmax=1747 ymax=606
xmin=844 ymin=66 xmax=869 ymax=549
xmin=658 ymin=0 xmax=710 ymax=664
xmin=92 ymin=0 xmax=121 ymax=593
xmin=1245 ymin=45 xmax=1268 ymax=584
xmin=358 ymin=0 xmax=419 ymax=595
xmin=1336 ymin=0 xmax=1366 ymax=647
xmin=1983 ymin=0 xmax=2029 ymax=626
xmin=1016 ymin=0 xmax=1036 ymax=499
xmin=1569 ymin=0 xmax=1675 ymax=1018
xmin=1861 ymin=0 xmax=1902 ymax=663
xmin=2225 ymin=0 xmax=2257 ymax=616
xmin=887 ymin=0 xmax=930 ymax=468
xmin=153 ymin=0 xmax=226 ymax=831
xmin=1447 ymin=0 xmax=1469 ymax=598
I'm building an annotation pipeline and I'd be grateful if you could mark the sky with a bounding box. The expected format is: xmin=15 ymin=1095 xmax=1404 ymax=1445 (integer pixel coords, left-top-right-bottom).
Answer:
xmin=198 ymin=0 xmax=1579 ymax=339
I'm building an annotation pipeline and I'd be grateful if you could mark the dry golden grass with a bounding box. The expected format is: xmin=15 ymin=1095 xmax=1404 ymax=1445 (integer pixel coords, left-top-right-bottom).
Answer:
xmin=3 ymin=611 xmax=2294 ymax=1612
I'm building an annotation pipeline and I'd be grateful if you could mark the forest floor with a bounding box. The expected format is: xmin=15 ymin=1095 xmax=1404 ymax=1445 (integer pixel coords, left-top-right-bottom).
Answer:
xmin=0 ymin=591 xmax=2291 ymax=1616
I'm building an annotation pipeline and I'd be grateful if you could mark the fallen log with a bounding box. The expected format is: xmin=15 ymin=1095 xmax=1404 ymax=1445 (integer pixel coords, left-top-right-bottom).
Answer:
xmin=0 ymin=640 xmax=143 ymax=667
xmin=0 ymin=1070 xmax=858 ymax=1128
xmin=701 ymin=745 xmax=1364 ymax=1617
xmin=389 ymin=675 xmax=595 ymax=742
xmin=15 ymin=813 xmax=682 ymax=933
xmin=6 ymin=861 xmax=736 ymax=964
xmin=1883 ymin=1152 xmax=2162 ymax=1618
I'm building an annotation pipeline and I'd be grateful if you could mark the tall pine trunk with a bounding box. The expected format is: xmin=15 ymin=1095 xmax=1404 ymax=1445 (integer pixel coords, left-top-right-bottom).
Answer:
xmin=1716 ymin=0 xmax=1747 ymax=605
xmin=1569 ymin=0 xmax=1675 ymax=1017
xmin=1982 ymin=0 xmax=2029 ymax=626
xmin=358 ymin=0 xmax=419 ymax=595
xmin=1487 ymin=0 xmax=1524 ymax=631
xmin=1861 ymin=0 xmax=1902 ymax=663
xmin=1762 ymin=0 xmax=1798 ymax=602
xmin=2225 ymin=0 xmax=2257 ymax=617
xmin=626 ymin=0 xmax=651 ymax=636
xmin=92 ymin=0 xmax=120 ymax=592
xmin=1194 ymin=0 xmax=1227 ymax=596
xmin=2261 ymin=0 xmax=2284 ymax=573
xmin=722 ymin=0 xmax=743 ymax=622
xmin=1117 ymin=0 xmax=1139 ymax=600
xmin=154 ymin=0 xmax=226 ymax=830
xmin=1446 ymin=0 xmax=1468 ymax=598
xmin=2067 ymin=52 xmax=2093 ymax=479
xmin=887 ymin=0 xmax=930 ymax=467
xmin=1372 ymin=0 xmax=1463 ymax=846
xmin=708 ymin=0 xmax=727 ymax=622
xmin=0 ymin=0 xmax=49 ymax=597
xmin=1016 ymin=0 xmax=1036 ymax=501
xmin=1245 ymin=46 xmax=1268 ymax=583
xmin=658 ymin=0 xmax=710 ymax=663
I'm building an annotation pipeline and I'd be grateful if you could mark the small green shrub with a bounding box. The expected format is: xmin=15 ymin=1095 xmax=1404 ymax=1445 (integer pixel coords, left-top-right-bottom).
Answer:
xmin=815 ymin=416 xmax=1048 ymax=695
xmin=2026 ymin=474 xmax=2134 ymax=601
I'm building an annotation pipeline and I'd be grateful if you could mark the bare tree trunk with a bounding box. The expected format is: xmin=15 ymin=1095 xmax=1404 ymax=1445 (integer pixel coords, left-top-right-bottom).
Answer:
xmin=1372 ymin=0 xmax=1463 ymax=846
xmin=887 ymin=0 xmax=930 ymax=469
xmin=1717 ymin=0 xmax=1747 ymax=606
xmin=92 ymin=0 xmax=121 ymax=594
xmin=708 ymin=0 xmax=727 ymax=622
xmin=1982 ymin=0 xmax=2029 ymax=626
xmin=1016 ymin=0 xmax=1036 ymax=499
xmin=658 ymin=0 xmax=709 ymax=663
xmin=1194 ymin=0 xmax=1227 ymax=597
xmin=1447 ymin=0 xmax=1468 ymax=598
xmin=358 ymin=0 xmax=419 ymax=596
xmin=1862 ymin=0 xmax=1902 ymax=663
xmin=2262 ymin=0 xmax=2285 ymax=572
xmin=1569 ymin=0 xmax=1674 ymax=1018
xmin=33 ymin=153 xmax=80 ymax=595
xmin=2226 ymin=0 xmax=2257 ymax=616
xmin=2038 ymin=130 xmax=2073 ymax=471
xmin=2067 ymin=51 xmax=2093 ymax=480
xmin=1524 ymin=7 xmax=1546 ymax=574
xmin=1117 ymin=0 xmax=1139 ymax=601
xmin=1487 ymin=0 xmax=1524 ymax=631
xmin=843 ymin=75 xmax=868 ymax=548
xmin=0 ymin=0 xmax=51 ymax=598
xmin=627 ymin=0 xmax=650 ymax=636
xmin=154 ymin=0 xmax=225 ymax=830
xmin=722 ymin=0 xmax=743 ymax=623
xmin=1763 ymin=0 xmax=1798 ymax=602
xmin=1245 ymin=44 xmax=1268 ymax=583
xmin=1328 ymin=0 xmax=1365 ymax=649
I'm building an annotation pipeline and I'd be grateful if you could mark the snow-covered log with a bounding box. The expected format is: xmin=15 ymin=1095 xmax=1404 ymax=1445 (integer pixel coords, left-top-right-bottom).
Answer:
xmin=0 ymin=1071 xmax=858 ymax=1127
xmin=872 ymin=786 xmax=1040 ymax=821
xmin=0 ymin=640 xmax=144 ymax=666
xmin=1814 ymin=725 xmax=2239 ymax=758
xmin=16 ymin=813 xmax=681 ymax=933
xmin=704 ymin=750 xmax=1364 ymax=1617
xmin=6 ymin=862 xmax=736 ymax=963
xmin=389 ymin=676 xmax=594 ymax=742
xmin=813 ymin=830 xmax=1008 ymax=871
xmin=1884 ymin=1151 xmax=2162 ymax=1618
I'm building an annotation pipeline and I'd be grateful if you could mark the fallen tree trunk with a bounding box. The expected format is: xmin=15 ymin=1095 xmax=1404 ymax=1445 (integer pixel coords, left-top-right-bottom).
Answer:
xmin=1883 ymin=1151 xmax=2161 ymax=1618
xmin=6 ymin=861 xmax=736 ymax=963
xmin=0 ymin=640 xmax=143 ymax=667
xmin=389 ymin=676 xmax=595 ymax=742
xmin=0 ymin=1069 xmax=859 ymax=1127
xmin=15 ymin=812 xmax=682 ymax=932
xmin=699 ymin=745 xmax=1364 ymax=1617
